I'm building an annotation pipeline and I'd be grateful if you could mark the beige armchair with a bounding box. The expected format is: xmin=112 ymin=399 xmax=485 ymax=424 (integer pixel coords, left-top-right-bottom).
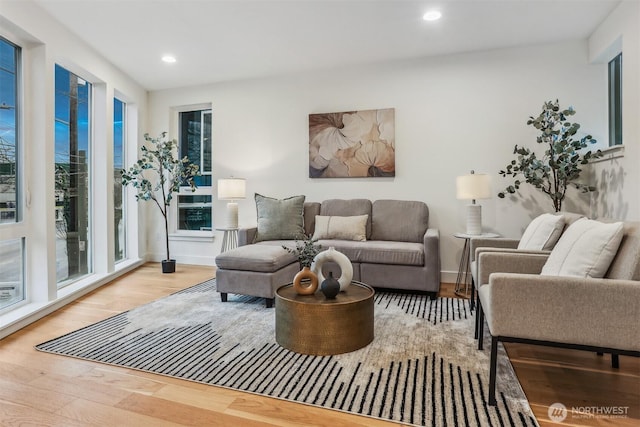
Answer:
xmin=476 ymin=221 xmax=640 ymax=406
xmin=469 ymin=212 xmax=583 ymax=312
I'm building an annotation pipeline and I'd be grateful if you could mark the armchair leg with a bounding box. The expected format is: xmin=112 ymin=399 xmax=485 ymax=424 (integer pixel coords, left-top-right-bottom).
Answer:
xmin=612 ymin=354 xmax=619 ymax=369
xmin=474 ymin=312 xmax=479 ymax=339
xmin=265 ymin=298 xmax=274 ymax=308
xmin=477 ymin=303 xmax=484 ymax=350
xmin=470 ymin=277 xmax=476 ymax=312
xmin=488 ymin=336 xmax=498 ymax=406
xmin=220 ymin=292 xmax=228 ymax=302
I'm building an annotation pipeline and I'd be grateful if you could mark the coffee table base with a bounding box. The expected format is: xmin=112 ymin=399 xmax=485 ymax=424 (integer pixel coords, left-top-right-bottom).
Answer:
xmin=275 ymin=282 xmax=374 ymax=356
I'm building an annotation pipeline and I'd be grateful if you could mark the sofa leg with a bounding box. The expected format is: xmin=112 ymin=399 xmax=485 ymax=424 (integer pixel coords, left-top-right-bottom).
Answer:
xmin=488 ymin=336 xmax=498 ymax=406
xmin=612 ymin=353 xmax=620 ymax=369
xmin=477 ymin=303 xmax=484 ymax=350
xmin=265 ymin=298 xmax=274 ymax=308
xmin=220 ymin=292 xmax=228 ymax=302
xmin=427 ymin=291 xmax=437 ymax=300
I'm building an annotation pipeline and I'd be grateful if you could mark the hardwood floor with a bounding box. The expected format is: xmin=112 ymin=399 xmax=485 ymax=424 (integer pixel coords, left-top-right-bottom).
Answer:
xmin=0 ymin=263 xmax=637 ymax=426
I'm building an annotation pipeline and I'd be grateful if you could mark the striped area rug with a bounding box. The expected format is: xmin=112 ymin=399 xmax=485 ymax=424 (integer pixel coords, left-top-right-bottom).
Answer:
xmin=36 ymin=280 xmax=537 ymax=426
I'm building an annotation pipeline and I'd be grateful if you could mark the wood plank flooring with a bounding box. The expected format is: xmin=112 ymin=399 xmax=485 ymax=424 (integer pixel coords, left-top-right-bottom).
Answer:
xmin=0 ymin=263 xmax=637 ymax=426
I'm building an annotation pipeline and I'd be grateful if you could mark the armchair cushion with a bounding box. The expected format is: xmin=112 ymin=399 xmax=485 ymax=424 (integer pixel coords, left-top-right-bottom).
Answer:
xmin=517 ymin=213 xmax=564 ymax=251
xmin=541 ymin=218 xmax=624 ymax=278
xmin=480 ymin=273 xmax=640 ymax=351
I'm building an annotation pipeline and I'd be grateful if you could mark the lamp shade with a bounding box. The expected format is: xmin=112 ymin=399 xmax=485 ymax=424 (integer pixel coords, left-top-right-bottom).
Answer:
xmin=456 ymin=173 xmax=491 ymax=200
xmin=217 ymin=178 xmax=246 ymax=200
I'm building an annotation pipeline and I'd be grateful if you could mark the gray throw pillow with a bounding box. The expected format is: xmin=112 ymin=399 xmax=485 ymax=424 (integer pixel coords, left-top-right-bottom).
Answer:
xmin=254 ymin=193 xmax=306 ymax=242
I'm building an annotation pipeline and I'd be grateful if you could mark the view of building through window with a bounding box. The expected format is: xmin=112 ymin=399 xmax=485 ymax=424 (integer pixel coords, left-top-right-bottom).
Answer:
xmin=0 ymin=37 xmax=18 ymax=225
xmin=54 ymin=64 xmax=92 ymax=286
xmin=177 ymin=109 xmax=212 ymax=231
xmin=0 ymin=37 xmax=25 ymax=310
xmin=114 ymin=98 xmax=126 ymax=262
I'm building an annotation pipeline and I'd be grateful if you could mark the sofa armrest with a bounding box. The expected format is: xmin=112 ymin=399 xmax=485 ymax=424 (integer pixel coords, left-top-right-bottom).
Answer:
xmin=470 ymin=238 xmax=519 ymax=261
xmin=482 ymin=273 xmax=640 ymax=351
xmin=238 ymin=227 xmax=257 ymax=246
xmin=423 ymin=228 xmax=440 ymax=257
xmin=478 ymin=252 xmax=548 ymax=286
xmin=423 ymin=228 xmax=441 ymax=284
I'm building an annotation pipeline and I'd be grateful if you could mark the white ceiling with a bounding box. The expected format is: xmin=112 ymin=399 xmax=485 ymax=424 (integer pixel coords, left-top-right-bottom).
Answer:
xmin=33 ymin=0 xmax=620 ymax=91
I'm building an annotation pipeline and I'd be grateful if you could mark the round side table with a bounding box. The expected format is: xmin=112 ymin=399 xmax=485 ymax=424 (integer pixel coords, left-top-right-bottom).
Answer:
xmin=216 ymin=227 xmax=238 ymax=252
xmin=275 ymin=281 xmax=374 ymax=356
xmin=454 ymin=232 xmax=499 ymax=299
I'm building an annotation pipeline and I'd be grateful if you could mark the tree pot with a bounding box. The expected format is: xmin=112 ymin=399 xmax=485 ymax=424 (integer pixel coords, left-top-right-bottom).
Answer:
xmin=162 ymin=259 xmax=176 ymax=273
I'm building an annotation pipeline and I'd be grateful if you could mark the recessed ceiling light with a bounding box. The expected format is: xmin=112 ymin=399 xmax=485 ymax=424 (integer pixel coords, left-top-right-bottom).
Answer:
xmin=423 ymin=10 xmax=442 ymax=21
xmin=161 ymin=55 xmax=177 ymax=63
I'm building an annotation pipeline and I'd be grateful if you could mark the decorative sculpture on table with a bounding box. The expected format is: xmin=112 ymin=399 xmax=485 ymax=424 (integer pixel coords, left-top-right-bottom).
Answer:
xmin=283 ymin=235 xmax=322 ymax=295
xmin=311 ymin=247 xmax=353 ymax=293
xmin=320 ymin=272 xmax=340 ymax=299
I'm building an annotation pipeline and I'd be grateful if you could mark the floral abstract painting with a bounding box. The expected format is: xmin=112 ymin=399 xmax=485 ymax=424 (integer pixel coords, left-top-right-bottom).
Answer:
xmin=309 ymin=108 xmax=395 ymax=178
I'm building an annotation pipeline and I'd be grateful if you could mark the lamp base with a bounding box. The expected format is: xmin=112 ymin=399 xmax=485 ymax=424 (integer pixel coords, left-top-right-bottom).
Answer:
xmin=225 ymin=202 xmax=239 ymax=229
xmin=466 ymin=204 xmax=482 ymax=235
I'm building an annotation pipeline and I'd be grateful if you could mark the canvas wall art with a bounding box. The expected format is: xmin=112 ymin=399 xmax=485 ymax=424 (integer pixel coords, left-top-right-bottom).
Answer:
xmin=309 ymin=108 xmax=395 ymax=178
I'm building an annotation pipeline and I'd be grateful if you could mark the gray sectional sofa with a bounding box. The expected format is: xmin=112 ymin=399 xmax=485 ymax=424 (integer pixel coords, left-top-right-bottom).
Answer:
xmin=215 ymin=198 xmax=440 ymax=306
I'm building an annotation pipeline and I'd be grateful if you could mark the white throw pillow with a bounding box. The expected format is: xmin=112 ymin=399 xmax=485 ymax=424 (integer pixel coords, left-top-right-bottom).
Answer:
xmin=312 ymin=215 xmax=368 ymax=241
xmin=517 ymin=213 xmax=565 ymax=251
xmin=541 ymin=218 xmax=624 ymax=278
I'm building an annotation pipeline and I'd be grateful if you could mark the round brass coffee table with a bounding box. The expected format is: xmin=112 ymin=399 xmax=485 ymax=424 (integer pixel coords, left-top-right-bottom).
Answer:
xmin=275 ymin=281 xmax=374 ymax=356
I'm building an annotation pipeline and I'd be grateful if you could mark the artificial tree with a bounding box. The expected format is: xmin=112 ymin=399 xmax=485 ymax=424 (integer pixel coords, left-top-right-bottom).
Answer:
xmin=498 ymin=100 xmax=602 ymax=212
xmin=122 ymin=132 xmax=200 ymax=273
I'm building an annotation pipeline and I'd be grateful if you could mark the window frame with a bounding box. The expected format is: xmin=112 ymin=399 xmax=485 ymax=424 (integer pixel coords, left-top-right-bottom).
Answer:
xmin=608 ymin=52 xmax=622 ymax=147
xmin=171 ymin=106 xmax=213 ymax=237
xmin=54 ymin=64 xmax=94 ymax=288
xmin=0 ymin=36 xmax=26 ymax=312
xmin=113 ymin=97 xmax=127 ymax=262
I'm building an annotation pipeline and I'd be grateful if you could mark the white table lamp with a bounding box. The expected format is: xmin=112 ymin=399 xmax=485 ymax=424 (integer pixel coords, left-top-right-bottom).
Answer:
xmin=217 ymin=178 xmax=246 ymax=229
xmin=456 ymin=171 xmax=491 ymax=235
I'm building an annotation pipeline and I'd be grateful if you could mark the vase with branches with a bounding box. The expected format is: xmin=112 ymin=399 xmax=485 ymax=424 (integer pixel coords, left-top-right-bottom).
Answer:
xmin=121 ymin=132 xmax=200 ymax=273
xmin=498 ymin=100 xmax=603 ymax=212
xmin=283 ymin=234 xmax=323 ymax=269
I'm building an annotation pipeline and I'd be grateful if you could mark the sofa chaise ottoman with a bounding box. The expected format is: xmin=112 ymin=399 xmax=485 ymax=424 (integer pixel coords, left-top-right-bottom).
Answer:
xmin=215 ymin=198 xmax=441 ymax=307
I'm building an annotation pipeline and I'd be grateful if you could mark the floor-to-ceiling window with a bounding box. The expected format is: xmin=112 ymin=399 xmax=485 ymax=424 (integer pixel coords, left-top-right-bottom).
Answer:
xmin=177 ymin=109 xmax=212 ymax=231
xmin=54 ymin=64 xmax=92 ymax=286
xmin=114 ymin=97 xmax=126 ymax=262
xmin=0 ymin=37 xmax=24 ymax=310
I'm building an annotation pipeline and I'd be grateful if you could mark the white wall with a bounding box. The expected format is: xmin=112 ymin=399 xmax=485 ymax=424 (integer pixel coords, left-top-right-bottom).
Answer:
xmin=149 ymin=39 xmax=613 ymax=280
xmin=588 ymin=0 xmax=640 ymax=221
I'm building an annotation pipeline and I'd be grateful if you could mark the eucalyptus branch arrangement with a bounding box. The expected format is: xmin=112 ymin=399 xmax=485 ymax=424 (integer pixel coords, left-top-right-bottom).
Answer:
xmin=498 ymin=100 xmax=602 ymax=212
xmin=283 ymin=234 xmax=323 ymax=268
xmin=121 ymin=132 xmax=200 ymax=266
